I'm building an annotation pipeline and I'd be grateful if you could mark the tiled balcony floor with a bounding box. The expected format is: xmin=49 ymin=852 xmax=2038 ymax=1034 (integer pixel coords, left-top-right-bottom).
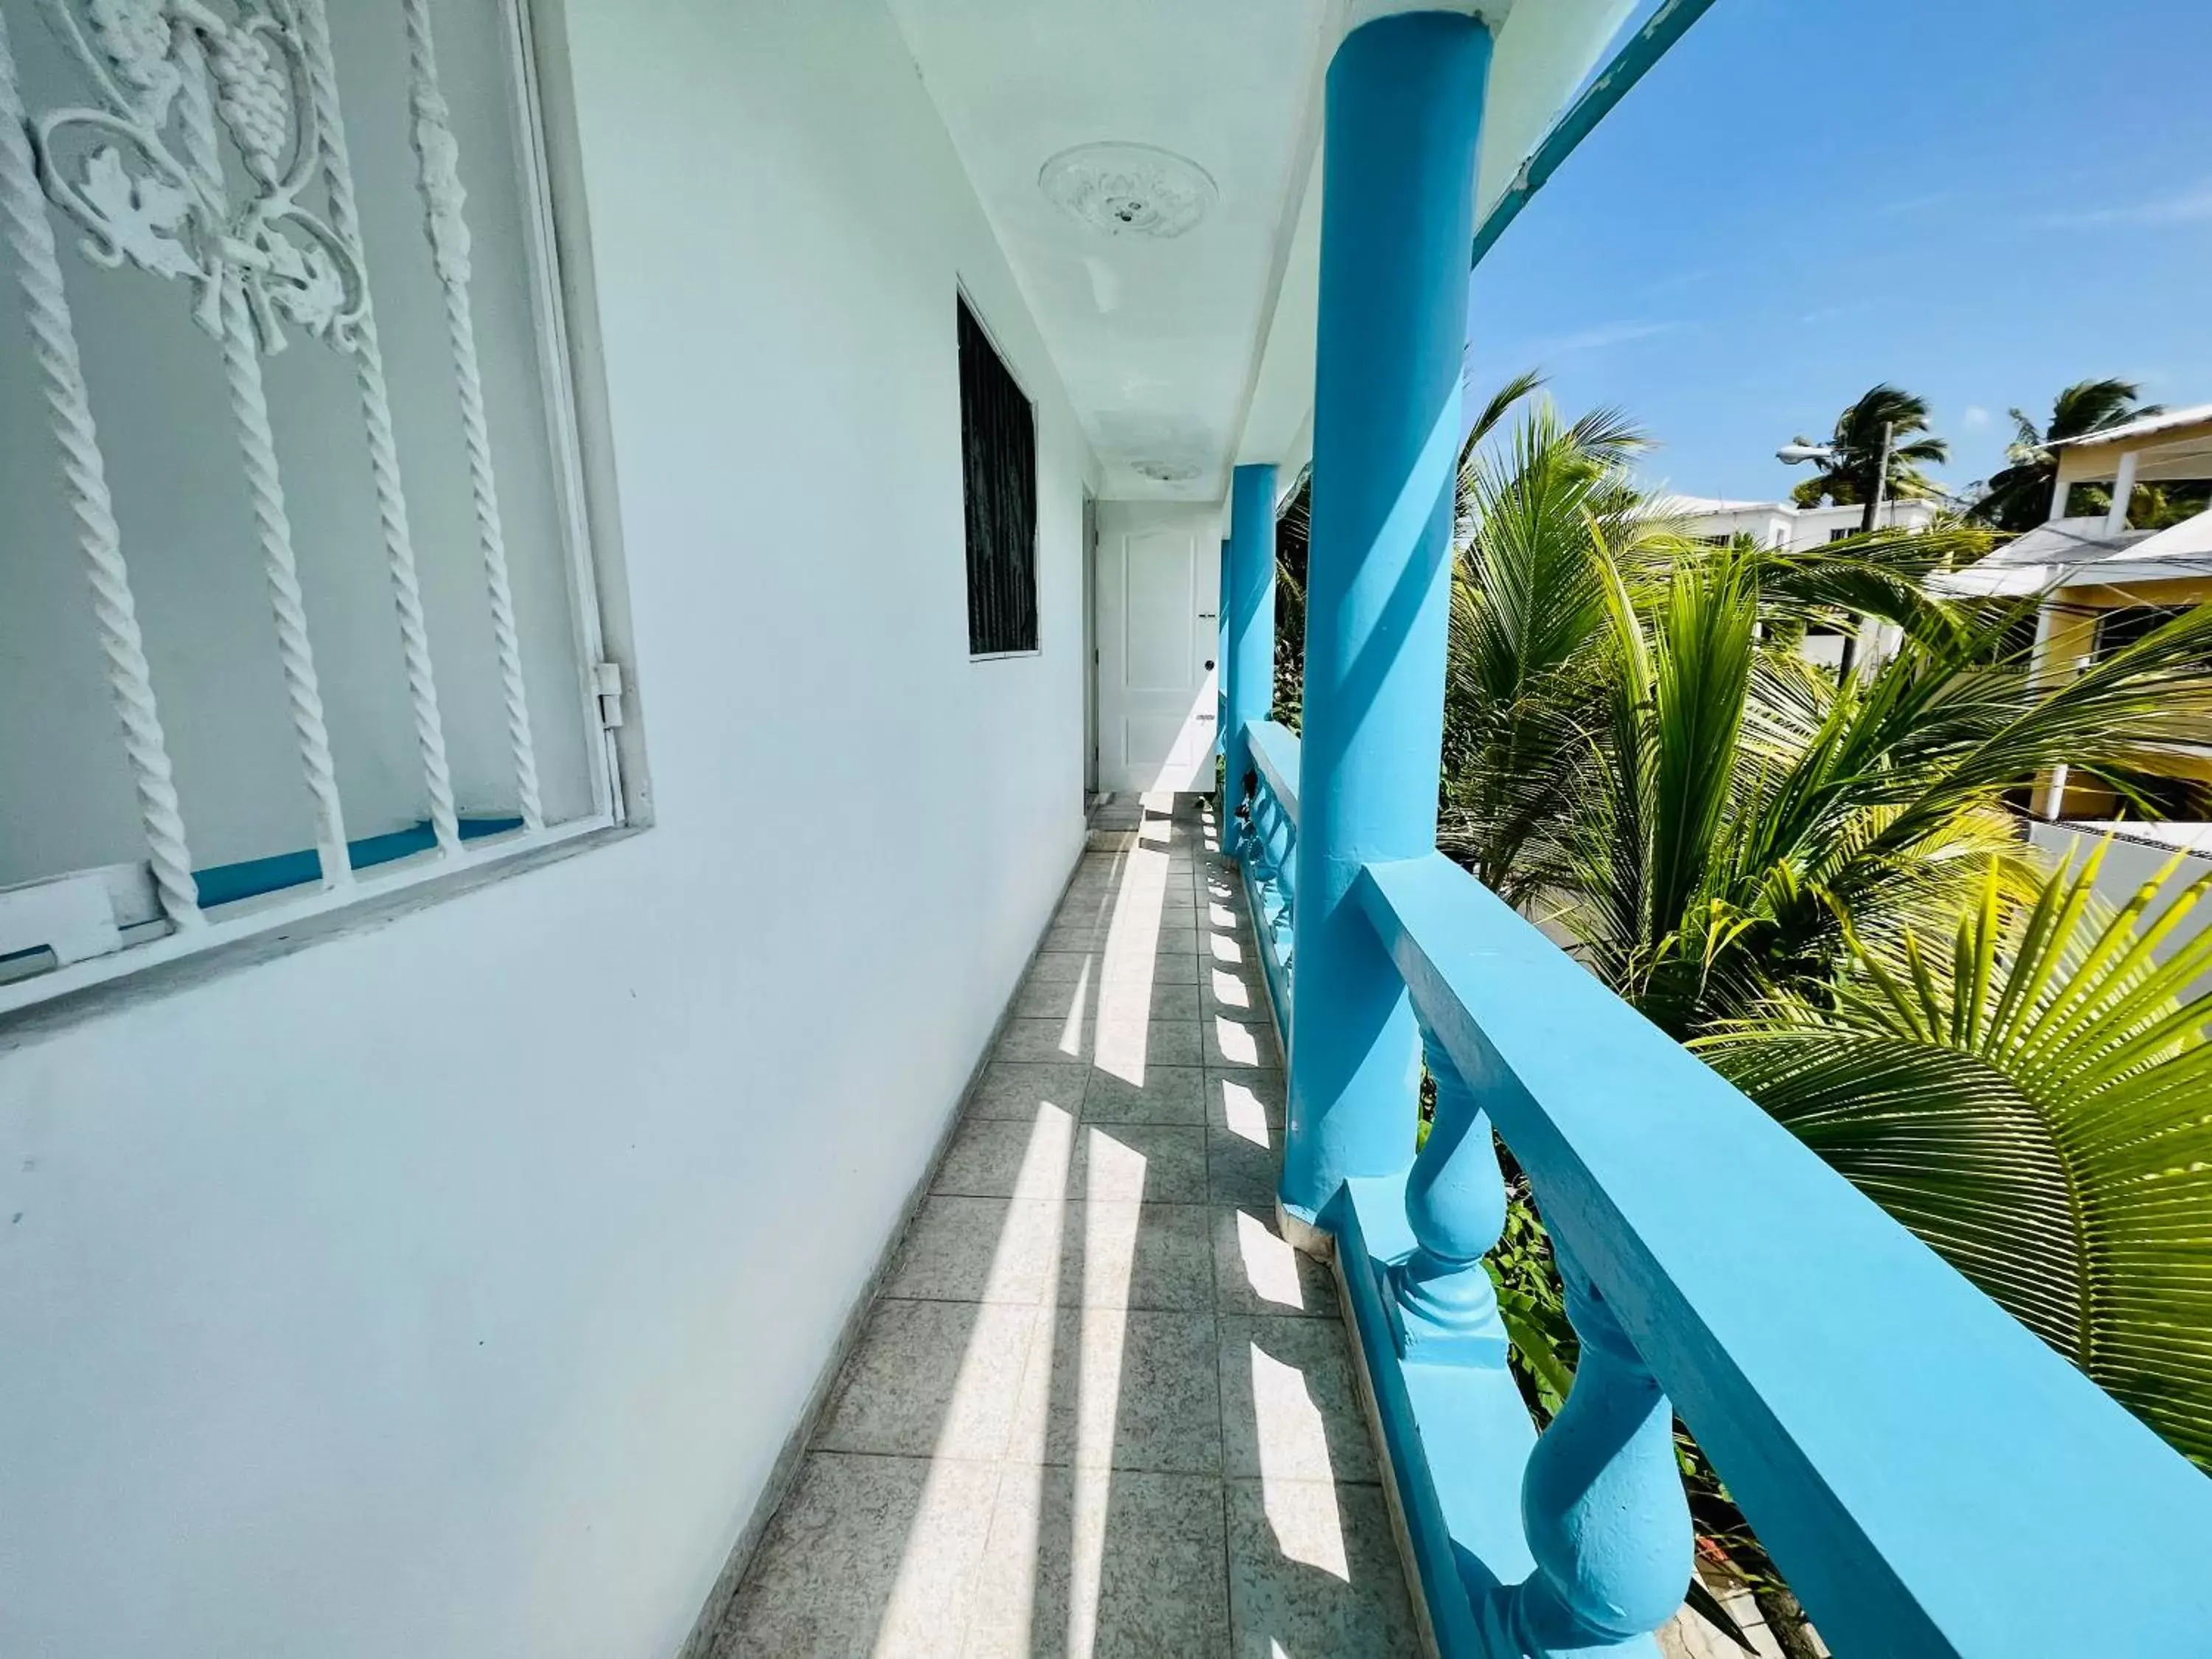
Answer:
xmin=716 ymin=796 xmax=1421 ymax=1658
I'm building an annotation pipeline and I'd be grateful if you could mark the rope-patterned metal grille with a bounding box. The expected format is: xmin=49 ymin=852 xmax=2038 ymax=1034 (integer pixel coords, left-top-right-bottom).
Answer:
xmin=0 ymin=4 xmax=201 ymax=929
xmin=293 ymin=0 xmax=459 ymax=856
xmin=403 ymin=0 xmax=542 ymax=830
xmin=176 ymin=27 xmax=351 ymax=883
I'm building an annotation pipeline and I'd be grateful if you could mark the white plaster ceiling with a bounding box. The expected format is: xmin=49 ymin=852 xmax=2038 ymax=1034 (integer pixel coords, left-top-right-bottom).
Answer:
xmin=886 ymin=0 xmax=1336 ymax=501
xmin=886 ymin=0 xmax=1641 ymax=501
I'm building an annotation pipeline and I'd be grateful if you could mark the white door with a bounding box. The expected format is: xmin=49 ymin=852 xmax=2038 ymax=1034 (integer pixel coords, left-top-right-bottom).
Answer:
xmin=1096 ymin=505 xmax=1220 ymax=794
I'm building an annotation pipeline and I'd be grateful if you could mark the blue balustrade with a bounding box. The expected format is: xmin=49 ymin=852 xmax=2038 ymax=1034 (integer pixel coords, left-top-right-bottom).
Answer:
xmin=1252 ymin=12 xmax=2212 ymax=1653
xmin=1234 ymin=737 xmax=2212 ymax=1650
xmin=1238 ymin=717 xmax=1300 ymax=1035
xmin=1281 ymin=838 xmax=2212 ymax=1655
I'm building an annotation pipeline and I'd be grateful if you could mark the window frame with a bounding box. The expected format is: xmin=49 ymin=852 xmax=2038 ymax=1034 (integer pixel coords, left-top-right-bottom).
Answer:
xmin=954 ymin=288 xmax=1041 ymax=661
xmin=0 ymin=0 xmax=643 ymax=1023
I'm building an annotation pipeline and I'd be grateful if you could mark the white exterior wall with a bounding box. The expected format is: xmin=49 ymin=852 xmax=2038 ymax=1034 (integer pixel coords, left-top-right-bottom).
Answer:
xmin=1676 ymin=497 xmax=1938 ymax=551
xmin=2028 ymin=822 xmax=2212 ymax=1000
xmin=0 ymin=5 xmax=1094 ymax=1657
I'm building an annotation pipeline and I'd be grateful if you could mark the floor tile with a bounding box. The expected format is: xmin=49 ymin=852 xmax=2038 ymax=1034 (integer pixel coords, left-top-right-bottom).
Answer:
xmin=1224 ymin=1478 xmax=1421 ymax=1658
xmin=997 ymin=1017 xmax=1089 ymax=1065
xmin=1026 ymin=950 xmax=1099 ymax=984
xmin=1056 ymin=1201 xmax=1214 ymax=1311
xmin=815 ymin=1300 xmax=1042 ymax=1461
xmin=1206 ymin=1123 xmax=1280 ymax=1208
xmin=1074 ymin=1121 xmax=1210 ymax=1205
xmin=741 ymin=821 xmax=1413 ymax=1656
xmin=1208 ymin=1069 xmax=1286 ymax=1135
xmin=1204 ymin=933 xmax=1251 ymax=968
xmin=1219 ymin=1315 xmax=1378 ymax=1484
xmin=1023 ymin=1308 xmax=1225 ymax=1475
xmin=1099 ymin=948 xmax=1201 ymax=985
xmin=1014 ymin=974 xmax=1093 ymax=1021
xmin=1213 ymin=1206 xmax=1338 ymax=1320
xmin=1201 ymin=963 xmax=1264 ymax=1017
xmin=1088 ymin=976 xmax=1192 ymax=1027
xmin=1206 ymin=1012 xmax=1281 ymax=1071
xmin=1085 ymin=1064 xmax=1207 ymax=1125
xmin=1045 ymin=925 xmax=1113 ymax=953
xmin=718 ymin=1452 xmax=1000 ymax=1658
xmin=888 ymin=1197 xmax=1064 ymax=1304
xmin=970 ymin=1061 xmax=1091 ymax=1121
xmin=936 ymin=1112 xmax=1077 ymax=1199
xmin=966 ymin=1467 xmax=1231 ymax=1658
xmin=1093 ymin=1018 xmax=1203 ymax=1074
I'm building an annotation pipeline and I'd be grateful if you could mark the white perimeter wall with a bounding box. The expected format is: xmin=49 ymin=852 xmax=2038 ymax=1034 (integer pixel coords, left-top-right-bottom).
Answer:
xmin=2028 ymin=822 xmax=2212 ymax=999
xmin=0 ymin=4 xmax=1094 ymax=1655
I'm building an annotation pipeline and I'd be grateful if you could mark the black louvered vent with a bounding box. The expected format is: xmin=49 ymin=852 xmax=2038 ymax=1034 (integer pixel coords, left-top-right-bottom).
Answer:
xmin=958 ymin=297 xmax=1038 ymax=655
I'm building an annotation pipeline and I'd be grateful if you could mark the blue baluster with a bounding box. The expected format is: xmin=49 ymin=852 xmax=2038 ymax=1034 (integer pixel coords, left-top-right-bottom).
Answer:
xmin=1486 ymin=1234 xmax=1691 ymax=1656
xmin=1225 ymin=465 xmax=1278 ymax=863
xmin=1389 ymin=1034 xmax=1508 ymax=1364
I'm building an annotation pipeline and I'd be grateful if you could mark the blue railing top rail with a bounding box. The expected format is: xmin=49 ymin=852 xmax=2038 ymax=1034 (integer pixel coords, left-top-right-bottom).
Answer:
xmin=1245 ymin=718 xmax=1301 ymax=827
xmin=1354 ymin=852 xmax=2212 ymax=1655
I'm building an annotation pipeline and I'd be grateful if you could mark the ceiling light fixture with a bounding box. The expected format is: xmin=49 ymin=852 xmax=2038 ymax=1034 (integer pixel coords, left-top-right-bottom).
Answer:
xmin=1039 ymin=142 xmax=1218 ymax=240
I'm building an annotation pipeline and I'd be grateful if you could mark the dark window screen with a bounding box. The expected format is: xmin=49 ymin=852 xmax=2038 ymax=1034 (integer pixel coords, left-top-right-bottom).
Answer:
xmin=958 ymin=297 xmax=1038 ymax=655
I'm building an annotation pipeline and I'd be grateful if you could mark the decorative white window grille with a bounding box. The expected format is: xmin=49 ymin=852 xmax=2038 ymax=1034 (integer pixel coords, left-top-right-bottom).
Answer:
xmin=0 ymin=0 xmax=622 ymax=1011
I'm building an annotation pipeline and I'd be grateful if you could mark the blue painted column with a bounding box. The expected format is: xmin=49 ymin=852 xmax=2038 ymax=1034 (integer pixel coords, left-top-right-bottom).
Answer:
xmin=1217 ymin=538 xmax=1231 ymax=780
xmin=1225 ymin=463 xmax=1278 ymax=858
xmin=1282 ymin=10 xmax=1491 ymax=1222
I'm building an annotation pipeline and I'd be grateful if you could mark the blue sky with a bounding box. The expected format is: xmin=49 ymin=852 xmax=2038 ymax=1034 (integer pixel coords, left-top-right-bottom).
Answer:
xmin=1467 ymin=0 xmax=2212 ymax=504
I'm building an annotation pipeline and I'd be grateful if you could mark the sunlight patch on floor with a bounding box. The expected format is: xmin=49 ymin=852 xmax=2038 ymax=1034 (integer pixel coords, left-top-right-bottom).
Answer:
xmin=1234 ymin=1209 xmax=1310 ymax=1313
xmin=1251 ymin=1341 xmax=1350 ymax=1581
xmin=1219 ymin=1076 xmax=1274 ymax=1147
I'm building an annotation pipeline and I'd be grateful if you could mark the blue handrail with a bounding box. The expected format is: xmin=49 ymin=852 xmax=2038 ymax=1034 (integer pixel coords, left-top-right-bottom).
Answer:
xmin=1355 ymin=852 xmax=2212 ymax=1655
xmin=1241 ymin=716 xmax=2212 ymax=1654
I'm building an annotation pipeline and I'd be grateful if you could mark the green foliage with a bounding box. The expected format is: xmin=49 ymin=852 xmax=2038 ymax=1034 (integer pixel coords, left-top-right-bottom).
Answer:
xmin=1428 ymin=391 xmax=2212 ymax=1646
xmin=1703 ymin=848 xmax=2212 ymax=1467
xmin=1973 ymin=378 xmax=2158 ymax=535
xmin=1786 ymin=382 xmax=1950 ymax=509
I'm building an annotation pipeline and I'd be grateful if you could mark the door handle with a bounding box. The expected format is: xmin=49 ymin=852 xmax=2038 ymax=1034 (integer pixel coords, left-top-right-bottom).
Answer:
xmin=1203 ymin=659 xmax=1215 ymax=670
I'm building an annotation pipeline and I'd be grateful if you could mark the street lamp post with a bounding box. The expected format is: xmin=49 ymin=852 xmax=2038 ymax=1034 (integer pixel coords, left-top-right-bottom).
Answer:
xmin=1777 ymin=422 xmax=1894 ymax=676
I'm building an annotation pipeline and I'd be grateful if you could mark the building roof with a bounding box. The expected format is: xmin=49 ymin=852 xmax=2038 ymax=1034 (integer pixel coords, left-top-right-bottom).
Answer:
xmin=2046 ymin=403 xmax=2212 ymax=451
xmin=1930 ymin=512 xmax=2212 ymax=598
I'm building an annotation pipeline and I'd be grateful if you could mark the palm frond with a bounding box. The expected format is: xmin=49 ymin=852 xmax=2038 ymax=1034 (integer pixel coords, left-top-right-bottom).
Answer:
xmin=1704 ymin=848 xmax=2212 ymax=1466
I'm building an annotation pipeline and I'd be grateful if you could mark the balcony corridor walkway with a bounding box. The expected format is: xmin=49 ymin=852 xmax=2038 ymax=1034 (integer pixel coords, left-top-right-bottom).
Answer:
xmin=714 ymin=797 xmax=1420 ymax=1656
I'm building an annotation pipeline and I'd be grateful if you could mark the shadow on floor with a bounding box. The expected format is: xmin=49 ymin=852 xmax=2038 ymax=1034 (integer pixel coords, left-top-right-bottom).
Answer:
xmin=714 ymin=795 xmax=1422 ymax=1658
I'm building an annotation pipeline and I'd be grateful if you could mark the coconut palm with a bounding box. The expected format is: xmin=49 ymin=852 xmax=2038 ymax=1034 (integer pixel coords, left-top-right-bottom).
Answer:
xmin=1565 ymin=543 xmax=2212 ymax=1040
xmin=1703 ymin=846 xmax=2212 ymax=1467
xmin=1972 ymin=378 xmax=2160 ymax=534
xmin=1787 ymin=382 xmax=1950 ymax=513
xmin=1439 ymin=397 xmax=1658 ymax=902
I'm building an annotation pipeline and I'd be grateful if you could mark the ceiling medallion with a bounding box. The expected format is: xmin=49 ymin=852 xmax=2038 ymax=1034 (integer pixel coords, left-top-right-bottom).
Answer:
xmin=1039 ymin=142 xmax=1218 ymax=240
xmin=1132 ymin=458 xmax=1202 ymax=484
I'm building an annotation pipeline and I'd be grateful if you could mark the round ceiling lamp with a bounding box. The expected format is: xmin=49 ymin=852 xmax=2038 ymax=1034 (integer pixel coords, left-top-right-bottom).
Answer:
xmin=1039 ymin=142 xmax=1218 ymax=240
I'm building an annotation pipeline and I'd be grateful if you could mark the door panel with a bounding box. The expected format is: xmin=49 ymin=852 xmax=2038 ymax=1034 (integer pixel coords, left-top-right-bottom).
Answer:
xmin=1095 ymin=507 xmax=1220 ymax=794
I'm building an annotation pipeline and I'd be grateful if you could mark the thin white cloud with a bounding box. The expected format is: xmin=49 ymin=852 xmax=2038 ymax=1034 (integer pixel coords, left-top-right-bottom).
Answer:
xmin=1517 ymin=319 xmax=1685 ymax=359
xmin=1962 ymin=405 xmax=1991 ymax=429
xmin=2033 ymin=184 xmax=2212 ymax=229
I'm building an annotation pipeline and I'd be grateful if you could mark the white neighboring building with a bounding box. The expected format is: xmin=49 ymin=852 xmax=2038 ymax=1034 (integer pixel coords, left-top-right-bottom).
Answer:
xmin=1661 ymin=494 xmax=1941 ymax=550
xmin=1659 ymin=495 xmax=1941 ymax=669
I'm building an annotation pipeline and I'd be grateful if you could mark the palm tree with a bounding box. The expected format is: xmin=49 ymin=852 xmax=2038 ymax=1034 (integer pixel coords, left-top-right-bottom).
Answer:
xmin=1439 ymin=397 xmax=1658 ymax=903
xmin=1787 ymin=383 xmax=1950 ymax=513
xmin=1972 ymin=378 xmax=2160 ymax=534
xmin=1565 ymin=540 xmax=2212 ymax=1039
xmin=1445 ymin=410 xmax=2212 ymax=1653
xmin=1703 ymin=846 xmax=2212 ymax=1467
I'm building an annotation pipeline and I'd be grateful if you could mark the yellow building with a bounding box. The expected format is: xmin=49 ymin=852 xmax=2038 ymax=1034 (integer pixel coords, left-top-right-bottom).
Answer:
xmin=1938 ymin=404 xmax=2212 ymax=822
